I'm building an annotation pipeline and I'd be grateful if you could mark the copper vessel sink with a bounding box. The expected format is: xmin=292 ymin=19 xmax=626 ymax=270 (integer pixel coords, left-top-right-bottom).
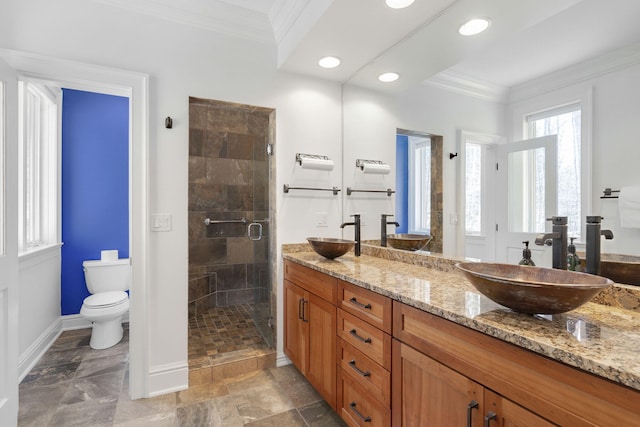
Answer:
xmin=456 ymin=262 xmax=613 ymax=314
xmin=386 ymin=234 xmax=432 ymax=251
xmin=307 ymin=237 xmax=355 ymax=259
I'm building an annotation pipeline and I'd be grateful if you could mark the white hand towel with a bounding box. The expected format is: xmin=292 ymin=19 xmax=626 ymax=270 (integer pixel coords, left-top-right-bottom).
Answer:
xmin=619 ymin=186 xmax=640 ymax=229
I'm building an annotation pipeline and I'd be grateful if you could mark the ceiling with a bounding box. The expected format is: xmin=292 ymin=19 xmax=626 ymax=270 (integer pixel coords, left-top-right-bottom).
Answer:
xmin=96 ymin=0 xmax=640 ymax=95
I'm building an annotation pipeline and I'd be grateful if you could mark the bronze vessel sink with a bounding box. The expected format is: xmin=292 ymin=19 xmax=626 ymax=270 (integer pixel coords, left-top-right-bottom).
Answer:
xmin=386 ymin=234 xmax=432 ymax=251
xmin=598 ymin=254 xmax=640 ymax=286
xmin=307 ymin=237 xmax=355 ymax=259
xmin=456 ymin=262 xmax=613 ymax=314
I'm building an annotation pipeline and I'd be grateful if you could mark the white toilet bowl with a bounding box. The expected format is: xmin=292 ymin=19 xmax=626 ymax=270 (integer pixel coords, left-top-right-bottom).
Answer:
xmin=80 ymin=291 xmax=129 ymax=349
xmin=80 ymin=256 xmax=131 ymax=350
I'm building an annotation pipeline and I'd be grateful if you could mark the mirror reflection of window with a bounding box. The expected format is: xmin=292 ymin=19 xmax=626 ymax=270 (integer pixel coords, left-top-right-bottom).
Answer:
xmin=526 ymin=104 xmax=582 ymax=238
xmin=507 ymin=147 xmax=546 ymax=233
xmin=465 ymin=143 xmax=482 ymax=235
xmin=409 ymin=136 xmax=431 ymax=234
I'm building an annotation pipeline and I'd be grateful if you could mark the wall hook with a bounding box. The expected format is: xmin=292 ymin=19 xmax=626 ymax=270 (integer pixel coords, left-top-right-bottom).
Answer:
xmin=449 ymin=152 xmax=458 ymax=159
xmin=165 ymin=116 xmax=173 ymax=129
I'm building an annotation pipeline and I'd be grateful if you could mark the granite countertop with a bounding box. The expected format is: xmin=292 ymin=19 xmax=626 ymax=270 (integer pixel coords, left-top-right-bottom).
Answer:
xmin=283 ymin=249 xmax=640 ymax=392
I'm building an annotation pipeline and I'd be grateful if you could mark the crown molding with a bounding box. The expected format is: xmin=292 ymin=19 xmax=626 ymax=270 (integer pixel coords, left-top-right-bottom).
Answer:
xmin=508 ymin=43 xmax=640 ymax=104
xmin=92 ymin=0 xmax=276 ymax=44
xmin=423 ymin=70 xmax=509 ymax=103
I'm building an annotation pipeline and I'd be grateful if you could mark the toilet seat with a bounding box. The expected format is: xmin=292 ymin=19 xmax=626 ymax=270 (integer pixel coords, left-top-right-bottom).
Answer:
xmin=83 ymin=291 xmax=128 ymax=309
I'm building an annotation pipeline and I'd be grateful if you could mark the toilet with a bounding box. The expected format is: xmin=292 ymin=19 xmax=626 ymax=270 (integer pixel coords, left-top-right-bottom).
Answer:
xmin=80 ymin=257 xmax=131 ymax=349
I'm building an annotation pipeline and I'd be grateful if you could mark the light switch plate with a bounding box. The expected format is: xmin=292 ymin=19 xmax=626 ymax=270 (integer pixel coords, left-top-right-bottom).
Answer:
xmin=152 ymin=213 xmax=172 ymax=232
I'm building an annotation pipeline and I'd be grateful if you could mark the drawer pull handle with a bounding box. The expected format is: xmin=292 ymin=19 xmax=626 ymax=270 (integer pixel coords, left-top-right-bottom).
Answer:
xmin=298 ymin=298 xmax=303 ymax=320
xmin=301 ymin=300 xmax=309 ymax=323
xmin=349 ymin=297 xmax=372 ymax=310
xmin=484 ymin=411 xmax=497 ymax=427
xmin=349 ymin=329 xmax=372 ymax=344
xmin=467 ymin=400 xmax=478 ymax=427
xmin=348 ymin=359 xmax=371 ymax=377
xmin=349 ymin=402 xmax=371 ymax=423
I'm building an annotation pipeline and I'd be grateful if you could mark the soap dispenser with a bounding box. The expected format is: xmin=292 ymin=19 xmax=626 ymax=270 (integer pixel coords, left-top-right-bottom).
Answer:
xmin=567 ymin=237 xmax=581 ymax=271
xmin=518 ymin=241 xmax=536 ymax=266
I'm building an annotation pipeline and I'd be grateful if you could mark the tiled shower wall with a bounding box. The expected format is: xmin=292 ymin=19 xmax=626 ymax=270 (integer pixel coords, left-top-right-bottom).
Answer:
xmin=188 ymin=97 xmax=274 ymax=319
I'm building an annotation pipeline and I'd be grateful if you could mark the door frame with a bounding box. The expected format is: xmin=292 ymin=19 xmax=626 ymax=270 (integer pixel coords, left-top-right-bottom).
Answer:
xmin=0 ymin=49 xmax=150 ymax=399
xmin=457 ymin=130 xmax=504 ymax=260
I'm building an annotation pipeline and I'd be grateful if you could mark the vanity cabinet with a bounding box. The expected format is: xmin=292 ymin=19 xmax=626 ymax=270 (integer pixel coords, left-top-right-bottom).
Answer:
xmin=392 ymin=340 xmax=554 ymax=426
xmin=392 ymin=301 xmax=640 ymax=427
xmin=336 ymin=281 xmax=392 ymax=426
xmin=283 ymin=260 xmax=337 ymax=409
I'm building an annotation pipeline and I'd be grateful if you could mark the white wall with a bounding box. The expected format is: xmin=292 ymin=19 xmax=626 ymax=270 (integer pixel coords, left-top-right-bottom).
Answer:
xmin=3 ymin=0 xmax=344 ymax=395
xmin=18 ymin=247 xmax=62 ymax=379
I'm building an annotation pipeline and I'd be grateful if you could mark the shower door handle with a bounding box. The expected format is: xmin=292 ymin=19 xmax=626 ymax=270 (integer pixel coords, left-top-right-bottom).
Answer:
xmin=247 ymin=222 xmax=263 ymax=240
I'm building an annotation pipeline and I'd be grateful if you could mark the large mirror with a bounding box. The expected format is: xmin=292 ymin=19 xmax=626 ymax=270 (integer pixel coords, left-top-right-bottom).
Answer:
xmin=342 ymin=0 xmax=640 ymax=261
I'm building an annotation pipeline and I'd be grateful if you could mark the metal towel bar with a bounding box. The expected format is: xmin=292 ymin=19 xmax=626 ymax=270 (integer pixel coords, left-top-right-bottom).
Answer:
xmin=601 ymin=188 xmax=620 ymax=199
xmin=204 ymin=218 xmax=247 ymax=225
xmin=346 ymin=187 xmax=395 ymax=197
xmin=283 ymin=184 xmax=341 ymax=195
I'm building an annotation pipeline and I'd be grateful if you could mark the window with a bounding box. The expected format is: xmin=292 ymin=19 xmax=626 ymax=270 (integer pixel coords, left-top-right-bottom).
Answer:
xmin=525 ymin=103 xmax=581 ymax=237
xmin=18 ymin=81 xmax=59 ymax=253
xmin=408 ymin=136 xmax=431 ymax=233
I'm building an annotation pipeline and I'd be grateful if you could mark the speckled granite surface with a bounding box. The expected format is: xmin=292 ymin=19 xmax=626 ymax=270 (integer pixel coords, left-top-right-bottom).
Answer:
xmin=282 ymin=249 xmax=640 ymax=392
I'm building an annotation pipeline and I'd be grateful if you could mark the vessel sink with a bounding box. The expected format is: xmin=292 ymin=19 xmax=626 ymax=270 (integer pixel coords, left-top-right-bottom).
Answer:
xmin=598 ymin=254 xmax=640 ymax=286
xmin=386 ymin=234 xmax=432 ymax=251
xmin=456 ymin=262 xmax=613 ymax=314
xmin=307 ymin=237 xmax=355 ymax=259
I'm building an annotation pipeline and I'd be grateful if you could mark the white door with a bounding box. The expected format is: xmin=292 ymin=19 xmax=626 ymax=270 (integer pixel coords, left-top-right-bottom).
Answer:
xmin=0 ymin=58 xmax=19 ymax=426
xmin=495 ymin=135 xmax=557 ymax=266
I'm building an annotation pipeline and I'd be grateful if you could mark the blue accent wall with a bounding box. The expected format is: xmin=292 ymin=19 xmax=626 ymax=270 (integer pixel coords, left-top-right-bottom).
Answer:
xmin=396 ymin=134 xmax=409 ymax=233
xmin=61 ymin=89 xmax=129 ymax=315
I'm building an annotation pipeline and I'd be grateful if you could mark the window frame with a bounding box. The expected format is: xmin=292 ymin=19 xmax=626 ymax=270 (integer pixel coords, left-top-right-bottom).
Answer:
xmin=508 ymin=84 xmax=593 ymax=243
xmin=408 ymin=135 xmax=431 ymax=234
xmin=18 ymin=80 xmax=61 ymax=255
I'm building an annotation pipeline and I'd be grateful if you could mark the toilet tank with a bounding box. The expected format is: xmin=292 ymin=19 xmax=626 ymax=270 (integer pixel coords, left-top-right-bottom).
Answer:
xmin=82 ymin=258 xmax=131 ymax=294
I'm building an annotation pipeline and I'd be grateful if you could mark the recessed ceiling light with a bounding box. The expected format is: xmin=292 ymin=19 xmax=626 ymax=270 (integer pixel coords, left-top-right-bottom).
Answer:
xmin=378 ymin=72 xmax=399 ymax=82
xmin=318 ymin=56 xmax=341 ymax=69
xmin=385 ymin=0 xmax=415 ymax=9
xmin=458 ymin=18 xmax=491 ymax=36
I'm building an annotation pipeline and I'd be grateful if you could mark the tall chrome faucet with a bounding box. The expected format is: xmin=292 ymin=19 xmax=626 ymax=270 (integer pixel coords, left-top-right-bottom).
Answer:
xmin=340 ymin=214 xmax=361 ymax=256
xmin=585 ymin=216 xmax=614 ymax=275
xmin=380 ymin=214 xmax=400 ymax=247
xmin=534 ymin=216 xmax=568 ymax=270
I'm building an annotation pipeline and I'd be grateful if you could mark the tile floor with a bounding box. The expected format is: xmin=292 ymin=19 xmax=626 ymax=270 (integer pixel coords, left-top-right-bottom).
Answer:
xmin=19 ymin=318 xmax=346 ymax=426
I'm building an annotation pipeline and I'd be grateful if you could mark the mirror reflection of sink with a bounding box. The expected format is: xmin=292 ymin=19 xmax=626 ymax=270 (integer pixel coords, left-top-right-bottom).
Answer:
xmin=386 ymin=234 xmax=432 ymax=251
xmin=599 ymin=254 xmax=640 ymax=286
xmin=456 ymin=262 xmax=613 ymax=314
xmin=307 ymin=237 xmax=355 ymax=260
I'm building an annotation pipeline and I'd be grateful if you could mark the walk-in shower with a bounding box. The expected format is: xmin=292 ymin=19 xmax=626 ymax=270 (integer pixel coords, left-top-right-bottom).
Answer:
xmin=188 ymin=97 xmax=275 ymax=369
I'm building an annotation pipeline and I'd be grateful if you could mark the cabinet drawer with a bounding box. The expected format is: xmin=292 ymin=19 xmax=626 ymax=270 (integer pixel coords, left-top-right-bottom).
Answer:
xmin=337 ymin=309 xmax=391 ymax=370
xmin=338 ymin=281 xmax=391 ymax=334
xmin=284 ymin=259 xmax=337 ymax=304
xmin=338 ymin=368 xmax=390 ymax=427
xmin=337 ymin=339 xmax=390 ymax=408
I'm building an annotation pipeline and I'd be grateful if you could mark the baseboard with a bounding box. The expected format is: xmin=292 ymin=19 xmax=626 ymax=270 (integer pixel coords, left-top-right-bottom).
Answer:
xmin=276 ymin=352 xmax=291 ymax=368
xmin=19 ymin=312 xmax=132 ymax=382
xmin=147 ymin=361 xmax=189 ymax=397
xmin=18 ymin=318 xmax=63 ymax=382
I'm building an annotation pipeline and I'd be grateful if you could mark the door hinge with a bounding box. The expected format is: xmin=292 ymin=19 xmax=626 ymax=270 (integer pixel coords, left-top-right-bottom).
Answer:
xmin=496 ymin=224 xmax=499 ymax=232
xmin=266 ymin=143 xmax=273 ymax=156
xmin=496 ymin=162 xmax=499 ymax=171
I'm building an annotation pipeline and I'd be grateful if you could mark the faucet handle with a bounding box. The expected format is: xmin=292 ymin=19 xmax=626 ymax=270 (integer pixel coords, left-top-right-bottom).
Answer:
xmin=547 ymin=216 xmax=568 ymax=225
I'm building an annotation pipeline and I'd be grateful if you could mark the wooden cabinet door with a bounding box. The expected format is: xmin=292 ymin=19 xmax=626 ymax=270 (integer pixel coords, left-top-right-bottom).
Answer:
xmin=392 ymin=339 xmax=483 ymax=427
xmin=306 ymin=293 xmax=337 ymax=410
xmin=483 ymin=389 xmax=557 ymax=427
xmin=283 ymin=280 xmax=307 ymax=373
